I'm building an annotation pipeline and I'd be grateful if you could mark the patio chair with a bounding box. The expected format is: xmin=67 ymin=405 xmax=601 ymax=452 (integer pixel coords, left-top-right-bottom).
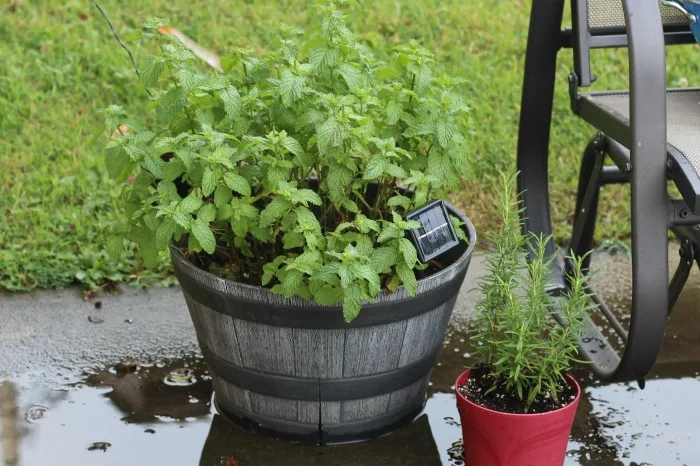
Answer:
xmin=517 ymin=0 xmax=700 ymax=383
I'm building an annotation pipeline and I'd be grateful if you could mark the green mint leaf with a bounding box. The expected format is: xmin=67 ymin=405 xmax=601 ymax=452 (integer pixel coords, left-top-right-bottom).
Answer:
xmin=178 ymin=195 xmax=203 ymax=214
xmin=219 ymin=86 xmax=241 ymax=120
xmin=214 ymin=184 xmax=233 ymax=207
xmin=223 ymin=172 xmax=251 ymax=197
xmin=259 ymin=197 xmax=292 ymax=227
xmin=364 ymin=156 xmax=386 ymax=180
xmin=398 ymin=237 xmax=418 ymax=266
xmin=191 ymin=221 xmax=216 ymax=254
xmin=370 ymin=247 xmax=397 ymax=274
xmin=156 ymin=219 xmax=176 ymax=250
xmin=342 ymin=283 xmax=363 ymax=322
xmin=106 ymin=236 xmax=124 ymax=260
xmin=162 ymin=158 xmax=185 ymax=182
xmin=202 ymin=167 xmax=217 ymax=196
xmin=104 ymin=144 xmax=133 ymax=181
xmin=157 ymin=87 xmax=185 ymax=125
xmin=385 ymin=100 xmax=403 ymax=125
xmin=282 ymin=136 xmax=304 ymax=157
xmin=337 ymin=63 xmax=362 ymax=91
xmin=354 ymin=264 xmax=381 ymax=295
xmin=283 ymin=231 xmax=305 ymax=249
xmin=314 ymin=285 xmax=344 ymax=306
xmin=310 ymin=42 xmax=339 ymax=71
xmin=292 ymin=189 xmax=322 ymax=206
xmin=141 ymin=56 xmax=164 ymax=89
xmin=280 ymin=70 xmax=305 ymax=107
xmin=396 ymin=261 xmax=418 ymax=296
xmin=198 ymin=203 xmax=217 ymax=223
xmin=436 ymin=119 xmax=457 ymax=148
xmin=387 ymin=195 xmax=411 ymax=210
xmin=282 ymin=269 xmax=304 ymax=298
xmin=427 ymin=150 xmax=451 ymax=187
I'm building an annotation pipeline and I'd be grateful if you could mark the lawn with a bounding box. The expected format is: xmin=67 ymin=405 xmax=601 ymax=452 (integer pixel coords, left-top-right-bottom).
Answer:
xmin=0 ymin=0 xmax=697 ymax=291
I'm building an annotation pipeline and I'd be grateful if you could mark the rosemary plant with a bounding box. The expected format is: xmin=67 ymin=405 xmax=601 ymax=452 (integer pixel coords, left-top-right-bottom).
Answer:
xmin=471 ymin=171 xmax=592 ymax=411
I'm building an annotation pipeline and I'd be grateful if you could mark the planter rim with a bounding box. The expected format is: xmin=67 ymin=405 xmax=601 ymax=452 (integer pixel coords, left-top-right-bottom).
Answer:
xmin=454 ymin=369 xmax=581 ymax=418
xmin=170 ymin=201 xmax=476 ymax=309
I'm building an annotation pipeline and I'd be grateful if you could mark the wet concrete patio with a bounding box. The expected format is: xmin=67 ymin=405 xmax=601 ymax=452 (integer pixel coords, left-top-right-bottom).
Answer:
xmin=0 ymin=248 xmax=698 ymax=465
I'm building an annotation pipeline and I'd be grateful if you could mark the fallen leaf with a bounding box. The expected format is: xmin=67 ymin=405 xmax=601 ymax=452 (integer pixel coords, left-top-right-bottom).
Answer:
xmin=115 ymin=360 xmax=140 ymax=375
xmin=88 ymin=316 xmax=104 ymax=324
xmin=221 ymin=456 xmax=239 ymax=466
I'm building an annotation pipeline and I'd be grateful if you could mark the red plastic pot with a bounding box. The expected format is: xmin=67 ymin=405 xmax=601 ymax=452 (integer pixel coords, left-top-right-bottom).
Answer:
xmin=455 ymin=370 xmax=580 ymax=466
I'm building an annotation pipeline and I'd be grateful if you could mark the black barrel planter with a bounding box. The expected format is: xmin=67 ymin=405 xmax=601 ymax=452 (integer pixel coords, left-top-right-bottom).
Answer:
xmin=170 ymin=205 xmax=476 ymax=445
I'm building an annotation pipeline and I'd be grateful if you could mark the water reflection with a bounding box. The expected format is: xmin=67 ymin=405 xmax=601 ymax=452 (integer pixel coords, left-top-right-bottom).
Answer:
xmin=200 ymin=413 xmax=442 ymax=466
xmin=1 ymin=382 xmax=19 ymax=466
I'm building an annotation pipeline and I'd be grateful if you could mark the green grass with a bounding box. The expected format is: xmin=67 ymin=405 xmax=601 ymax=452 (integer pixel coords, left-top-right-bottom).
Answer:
xmin=1 ymin=1 xmax=697 ymax=291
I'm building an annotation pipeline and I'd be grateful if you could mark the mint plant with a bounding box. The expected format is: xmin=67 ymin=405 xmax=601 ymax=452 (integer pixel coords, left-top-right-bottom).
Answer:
xmin=471 ymin=171 xmax=592 ymax=411
xmin=103 ymin=1 xmax=470 ymax=321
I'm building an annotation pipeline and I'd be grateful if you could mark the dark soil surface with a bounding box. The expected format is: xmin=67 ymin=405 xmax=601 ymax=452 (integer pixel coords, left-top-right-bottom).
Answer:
xmin=457 ymin=367 xmax=578 ymax=414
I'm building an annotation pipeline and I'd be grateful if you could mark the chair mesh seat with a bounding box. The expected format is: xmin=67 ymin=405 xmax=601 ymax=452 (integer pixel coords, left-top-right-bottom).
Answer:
xmin=583 ymin=90 xmax=700 ymax=178
xmin=587 ymin=0 xmax=687 ymax=31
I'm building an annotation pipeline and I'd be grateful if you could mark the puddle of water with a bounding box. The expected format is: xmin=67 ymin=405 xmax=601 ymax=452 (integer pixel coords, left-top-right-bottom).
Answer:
xmin=1 ymin=251 xmax=698 ymax=465
xmin=2 ymin=354 xmax=698 ymax=465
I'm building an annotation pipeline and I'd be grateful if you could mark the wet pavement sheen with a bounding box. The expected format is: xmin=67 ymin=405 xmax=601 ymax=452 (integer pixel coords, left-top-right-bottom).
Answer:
xmin=0 ymin=250 xmax=698 ymax=465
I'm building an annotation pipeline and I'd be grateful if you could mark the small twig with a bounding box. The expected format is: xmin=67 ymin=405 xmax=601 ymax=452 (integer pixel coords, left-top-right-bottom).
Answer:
xmin=91 ymin=0 xmax=152 ymax=97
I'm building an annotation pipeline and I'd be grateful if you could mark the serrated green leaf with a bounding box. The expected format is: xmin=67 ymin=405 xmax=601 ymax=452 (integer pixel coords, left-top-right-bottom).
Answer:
xmin=385 ymin=163 xmax=406 ymax=179
xmin=282 ymin=269 xmax=304 ymax=298
xmin=354 ymin=263 xmax=381 ymax=296
xmin=385 ymin=100 xmax=402 ymax=125
xmin=436 ymin=119 xmax=457 ymax=148
xmin=387 ymin=195 xmax=411 ymax=210
xmin=219 ymin=86 xmax=241 ymax=120
xmin=214 ymin=184 xmax=233 ymax=207
xmin=292 ymin=189 xmax=322 ymax=206
xmin=283 ymin=231 xmax=305 ymax=249
xmin=317 ymin=117 xmax=347 ymax=153
xmin=157 ymin=87 xmax=185 ymax=125
xmin=280 ymin=70 xmax=305 ymax=107
xmin=179 ymin=69 xmax=204 ymax=93
xmin=310 ymin=42 xmax=339 ymax=71
xmin=396 ymin=261 xmax=418 ymax=296
xmin=427 ymin=151 xmax=451 ymax=187
xmin=342 ymin=283 xmax=363 ymax=322
xmin=198 ymin=203 xmax=217 ymax=223
xmin=259 ymin=197 xmax=292 ymax=227
xmin=364 ymin=156 xmax=385 ymax=180
xmin=141 ymin=56 xmax=164 ymax=89
xmin=106 ymin=236 xmax=123 ymax=260
xmin=295 ymin=207 xmax=321 ymax=231
xmin=399 ymin=237 xmax=418 ymax=266
xmin=223 ymin=172 xmax=251 ymax=197
xmin=172 ymin=211 xmax=191 ymax=229
xmin=282 ymin=136 xmax=304 ymax=157
xmin=289 ymin=250 xmax=322 ymax=274
xmin=104 ymin=144 xmax=133 ymax=181
xmin=314 ymin=285 xmax=344 ymax=306
xmin=377 ymin=223 xmax=400 ymax=243
xmin=178 ymin=195 xmax=203 ymax=214
xmin=162 ymin=158 xmax=185 ymax=182
xmin=191 ymin=221 xmax=216 ymax=253
xmin=370 ymin=247 xmax=397 ymax=274
xmin=202 ymin=167 xmax=217 ymax=196
xmin=142 ymin=156 xmax=164 ymax=178
xmin=355 ymin=213 xmax=379 ymax=233
xmin=156 ymin=219 xmax=175 ymax=250
xmin=337 ymin=63 xmax=362 ymax=91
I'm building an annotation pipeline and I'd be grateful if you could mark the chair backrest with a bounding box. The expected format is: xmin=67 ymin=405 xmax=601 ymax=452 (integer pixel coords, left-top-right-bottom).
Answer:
xmin=572 ymin=0 xmax=693 ymax=86
xmin=587 ymin=0 xmax=687 ymax=34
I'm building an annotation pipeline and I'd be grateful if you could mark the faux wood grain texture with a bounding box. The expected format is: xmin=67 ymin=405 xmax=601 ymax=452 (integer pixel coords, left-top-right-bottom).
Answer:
xmin=292 ymin=328 xmax=344 ymax=378
xmin=340 ymin=392 xmax=392 ymax=422
xmin=342 ymin=320 xmax=408 ymax=377
xmin=387 ymin=376 xmax=430 ymax=412
xmin=190 ymin=299 xmax=243 ymax=366
xmin=213 ymin=376 xmax=253 ymax=414
xmin=234 ymin=319 xmax=296 ymax=376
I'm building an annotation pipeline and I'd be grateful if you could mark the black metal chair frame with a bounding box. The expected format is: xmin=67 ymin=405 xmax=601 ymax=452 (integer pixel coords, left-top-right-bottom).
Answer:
xmin=517 ymin=0 xmax=700 ymax=383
